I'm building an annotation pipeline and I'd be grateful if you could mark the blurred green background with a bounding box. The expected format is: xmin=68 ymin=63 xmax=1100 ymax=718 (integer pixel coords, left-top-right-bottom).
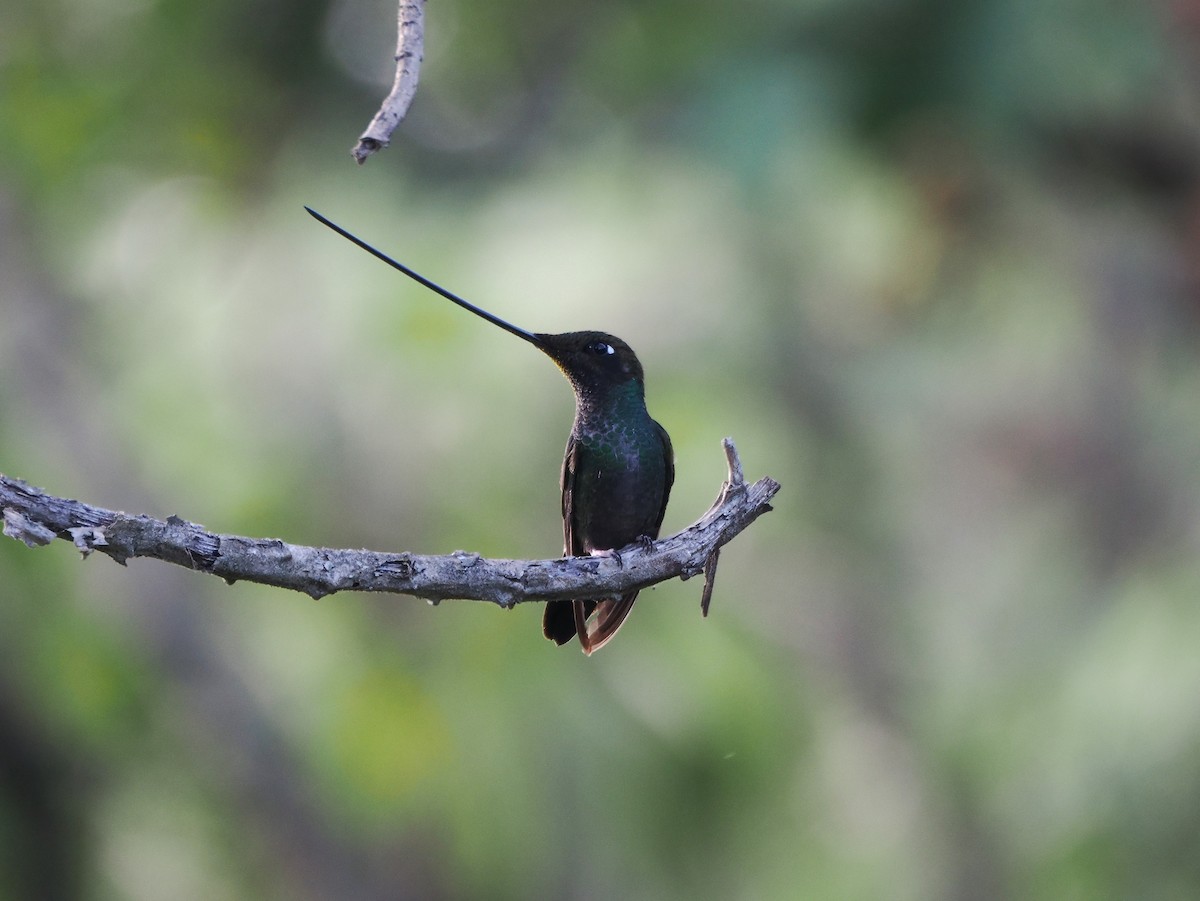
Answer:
xmin=4 ymin=0 xmax=1200 ymax=898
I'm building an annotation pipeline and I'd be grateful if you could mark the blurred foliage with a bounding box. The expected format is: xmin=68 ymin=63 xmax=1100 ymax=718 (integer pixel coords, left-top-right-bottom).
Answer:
xmin=4 ymin=0 xmax=1200 ymax=898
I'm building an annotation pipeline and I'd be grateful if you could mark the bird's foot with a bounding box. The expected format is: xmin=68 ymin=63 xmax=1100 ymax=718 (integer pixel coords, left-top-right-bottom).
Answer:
xmin=589 ymin=547 xmax=623 ymax=569
xmin=635 ymin=534 xmax=656 ymax=552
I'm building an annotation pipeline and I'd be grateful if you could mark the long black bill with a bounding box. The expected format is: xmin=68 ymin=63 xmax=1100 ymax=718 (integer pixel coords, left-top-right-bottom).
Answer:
xmin=305 ymin=207 xmax=543 ymax=347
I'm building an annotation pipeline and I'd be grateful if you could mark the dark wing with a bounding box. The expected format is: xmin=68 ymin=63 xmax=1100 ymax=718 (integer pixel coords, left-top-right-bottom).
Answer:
xmin=542 ymin=434 xmax=595 ymax=645
xmin=650 ymin=418 xmax=674 ymax=539
xmin=560 ymin=433 xmax=581 ymax=556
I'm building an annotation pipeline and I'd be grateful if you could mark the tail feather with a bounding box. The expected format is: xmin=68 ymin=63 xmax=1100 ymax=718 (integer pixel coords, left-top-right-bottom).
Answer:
xmin=543 ymin=594 xmax=639 ymax=654
xmin=543 ymin=599 xmax=595 ymax=645
xmin=579 ymin=592 xmax=639 ymax=655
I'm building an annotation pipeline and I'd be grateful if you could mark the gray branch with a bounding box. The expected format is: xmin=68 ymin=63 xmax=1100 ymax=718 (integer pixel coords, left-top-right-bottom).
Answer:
xmin=1 ymin=439 xmax=779 ymax=609
xmin=351 ymin=0 xmax=426 ymax=164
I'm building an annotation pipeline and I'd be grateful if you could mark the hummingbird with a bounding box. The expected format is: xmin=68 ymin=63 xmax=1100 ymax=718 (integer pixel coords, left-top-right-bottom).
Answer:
xmin=306 ymin=207 xmax=674 ymax=654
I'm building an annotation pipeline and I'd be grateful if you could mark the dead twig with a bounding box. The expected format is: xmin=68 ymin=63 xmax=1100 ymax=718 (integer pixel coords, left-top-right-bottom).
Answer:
xmin=352 ymin=0 xmax=426 ymax=164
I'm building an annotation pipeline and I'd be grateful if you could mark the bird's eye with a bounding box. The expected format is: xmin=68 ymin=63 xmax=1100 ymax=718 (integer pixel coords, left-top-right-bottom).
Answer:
xmin=586 ymin=341 xmax=615 ymax=356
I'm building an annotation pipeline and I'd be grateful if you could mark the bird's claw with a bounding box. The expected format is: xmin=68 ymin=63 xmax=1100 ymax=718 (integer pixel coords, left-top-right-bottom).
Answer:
xmin=590 ymin=547 xmax=624 ymax=569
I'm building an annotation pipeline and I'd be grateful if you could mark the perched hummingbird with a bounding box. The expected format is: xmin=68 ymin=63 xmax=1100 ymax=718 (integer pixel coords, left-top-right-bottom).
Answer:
xmin=306 ymin=208 xmax=674 ymax=654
